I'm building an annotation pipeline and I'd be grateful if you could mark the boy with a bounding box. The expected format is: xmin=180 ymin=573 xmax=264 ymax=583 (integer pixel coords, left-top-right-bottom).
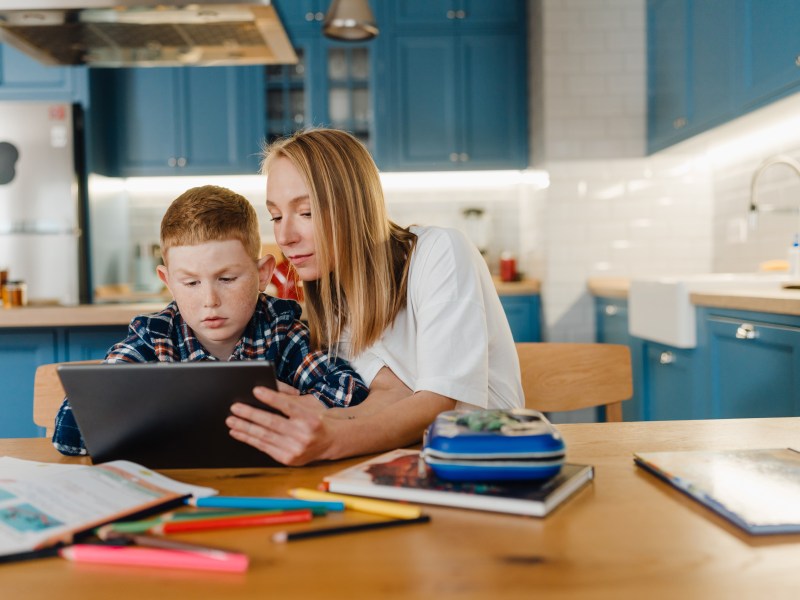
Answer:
xmin=53 ymin=185 xmax=368 ymax=455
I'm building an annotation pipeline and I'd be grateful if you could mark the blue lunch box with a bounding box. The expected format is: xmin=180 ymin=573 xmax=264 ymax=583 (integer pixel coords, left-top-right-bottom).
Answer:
xmin=421 ymin=408 xmax=566 ymax=482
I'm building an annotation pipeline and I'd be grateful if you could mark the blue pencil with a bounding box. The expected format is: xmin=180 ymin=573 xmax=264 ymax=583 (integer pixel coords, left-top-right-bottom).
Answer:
xmin=186 ymin=496 xmax=346 ymax=512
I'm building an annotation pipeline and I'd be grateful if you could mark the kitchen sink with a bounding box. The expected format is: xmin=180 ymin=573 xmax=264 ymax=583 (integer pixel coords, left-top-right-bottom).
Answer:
xmin=628 ymin=273 xmax=790 ymax=348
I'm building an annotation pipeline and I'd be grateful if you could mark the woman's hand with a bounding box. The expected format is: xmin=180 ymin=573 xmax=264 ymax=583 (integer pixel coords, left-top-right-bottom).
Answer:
xmin=227 ymin=386 xmax=337 ymax=466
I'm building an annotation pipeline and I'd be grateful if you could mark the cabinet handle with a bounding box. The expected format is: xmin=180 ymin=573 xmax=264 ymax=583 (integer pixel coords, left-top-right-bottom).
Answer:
xmin=735 ymin=323 xmax=758 ymax=340
xmin=459 ymin=152 xmax=469 ymax=162
xmin=449 ymin=152 xmax=459 ymax=162
xmin=305 ymin=12 xmax=315 ymax=21
xmin=673 ymin=117 xmax=687 ymax=129
xmin=659 ymin=351 xmax=675 ymax=365
xmin=447 ymin=10 xmax=456 ymax=19
xmin=456 ymin=10 xmax=466 ymax=19
xmin=604 ymin=305 xmax=619 ymax=316
xmin=315 ymin=12 xmax=325 ymax=21
xmin=167 ymin=157 xmax=177 ymax=167
xmin=795 ymin=55 xmax=800 ymax=67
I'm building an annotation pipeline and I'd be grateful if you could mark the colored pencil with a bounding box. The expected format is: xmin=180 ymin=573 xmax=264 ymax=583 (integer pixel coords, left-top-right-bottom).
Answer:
xmin=271 ymin=515 xmax=432 ymax=543
xmin=151 ymin=509 xmax=313 ymax=534
xmin=96 ymin=532 xmax=235 ymax=560
xmin=59 ymin=545 xmax=248 ymax=573
xmin=95 ymin=510 xmax=288 ymax=536
xmin=289 ymin=488 xmax=422 ymax=520
xmin=186 ymin=496 xmax=345 ymax=512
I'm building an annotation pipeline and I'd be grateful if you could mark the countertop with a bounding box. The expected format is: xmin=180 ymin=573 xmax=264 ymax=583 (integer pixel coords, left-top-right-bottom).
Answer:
xmin=0 ymin=277 xmax=542 ymax=328
xmin=588 ymin=276 xmax=800 ymax=316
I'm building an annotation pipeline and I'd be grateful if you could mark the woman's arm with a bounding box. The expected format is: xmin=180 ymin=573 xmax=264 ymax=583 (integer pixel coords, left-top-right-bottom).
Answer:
xmin=226 ymin=368 xmax=455 ymax=466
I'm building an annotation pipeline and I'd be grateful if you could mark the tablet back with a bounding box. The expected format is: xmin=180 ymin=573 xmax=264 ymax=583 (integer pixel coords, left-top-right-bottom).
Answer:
xmin=58 ymin=361 xmax=282 ymax=469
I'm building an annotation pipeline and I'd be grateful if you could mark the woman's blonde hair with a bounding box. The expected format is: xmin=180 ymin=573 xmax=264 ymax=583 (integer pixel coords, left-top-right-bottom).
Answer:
xmin=160 ymin=185 xmax=262 ymax=264
xmin=261 ymin=129 xmax=416 ymax=355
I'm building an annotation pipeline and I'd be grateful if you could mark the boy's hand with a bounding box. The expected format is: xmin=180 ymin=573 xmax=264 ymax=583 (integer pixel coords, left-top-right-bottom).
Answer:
xmin=227 ymin=386 xmax=338 ymax=466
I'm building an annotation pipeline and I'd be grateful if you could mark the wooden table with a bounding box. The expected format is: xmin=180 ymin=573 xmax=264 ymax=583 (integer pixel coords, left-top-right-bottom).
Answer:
xmin=3 ymin=418 xmax=800 ymax=599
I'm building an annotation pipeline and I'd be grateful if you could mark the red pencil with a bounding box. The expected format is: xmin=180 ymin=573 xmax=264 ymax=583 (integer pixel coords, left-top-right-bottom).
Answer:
xmin=151 ymin=509 xmax=313 ymax=534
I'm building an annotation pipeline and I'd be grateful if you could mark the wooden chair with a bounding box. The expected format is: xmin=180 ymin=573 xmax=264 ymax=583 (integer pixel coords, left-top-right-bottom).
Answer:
xmin=515 ymin=343 xmax=632 ymax=422
xmin=33 ymin=360 xmax=102 ymax=437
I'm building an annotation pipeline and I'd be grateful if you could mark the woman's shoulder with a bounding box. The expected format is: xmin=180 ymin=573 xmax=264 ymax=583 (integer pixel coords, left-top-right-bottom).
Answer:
xmin=411 ymin=225 xmax=474 ymax=257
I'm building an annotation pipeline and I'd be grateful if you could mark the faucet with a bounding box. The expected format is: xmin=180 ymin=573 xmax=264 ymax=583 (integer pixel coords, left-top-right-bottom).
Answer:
xmin=749 ymin=154 xmax=800 ymax=224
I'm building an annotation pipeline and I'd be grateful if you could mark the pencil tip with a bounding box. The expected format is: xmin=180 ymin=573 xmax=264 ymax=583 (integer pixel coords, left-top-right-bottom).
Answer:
xmin=271 ymin=532 xmax=288 ymax=543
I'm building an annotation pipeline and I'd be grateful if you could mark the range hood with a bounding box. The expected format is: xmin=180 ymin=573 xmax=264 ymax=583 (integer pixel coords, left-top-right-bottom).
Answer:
xmin=0 ymin=1 xmax=297 ymax=67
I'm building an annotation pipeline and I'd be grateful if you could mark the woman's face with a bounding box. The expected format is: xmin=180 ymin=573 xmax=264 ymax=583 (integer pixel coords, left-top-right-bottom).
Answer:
xmin=266 ymin=156 xmax=323 ymax=281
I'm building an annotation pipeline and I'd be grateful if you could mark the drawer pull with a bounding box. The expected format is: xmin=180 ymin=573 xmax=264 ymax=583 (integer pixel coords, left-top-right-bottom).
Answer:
xmin=604 ymin=305 xmax=619 ymax=317
xmin=659 ymin=351 xmax=674 ymax=365
xmin=735 ymin=323 xmax=757 ymax=340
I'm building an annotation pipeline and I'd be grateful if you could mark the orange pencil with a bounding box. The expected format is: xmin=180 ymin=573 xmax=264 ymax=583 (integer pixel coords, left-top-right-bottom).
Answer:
xmin=151 ymin=509 xmax=312 ymax=534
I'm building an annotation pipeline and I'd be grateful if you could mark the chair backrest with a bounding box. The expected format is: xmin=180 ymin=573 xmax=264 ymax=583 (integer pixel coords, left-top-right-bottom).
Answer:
xmin=33 ymin=360 xmax=102 ymax=436
xmin=515 ymin=343 xmax=632 ymax=422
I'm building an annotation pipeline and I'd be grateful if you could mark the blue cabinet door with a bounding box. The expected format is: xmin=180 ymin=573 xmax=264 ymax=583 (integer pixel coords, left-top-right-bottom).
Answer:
xmin=0 ymin=330 xmax=58 ymax=438
xmin=640 ymin=341 xmax=702 ymax=421
xmin=499 ymin=295 xmax=541 ymax=343
xmin=0 ymin=44 xmax=87 ymax=102
xmin=706 ymin=315 xmax=800 ymax=418
xmin=65 ymin=326 xmax=128 ymax=361
xmin=738 ymin=0 xmax=800 ymax=110
xmin=389 ymin=35 xmax=458 ymax=170
xmin=460 ymin=33 xmax=527 ymax=169
xmin=389 ymin=1 xmax=522 ymax=30
xmin=690 ymin=0 xmax=738 ymax=132
xmin=647 ymin=0 xmax=690 ymax=152
xmin=181 ymin=67 xmax=265 ymax=175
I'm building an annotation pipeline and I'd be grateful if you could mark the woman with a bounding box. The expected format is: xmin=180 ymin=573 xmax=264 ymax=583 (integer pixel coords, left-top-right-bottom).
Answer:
xmin=226 ymin=129 xmax=523 ymax=465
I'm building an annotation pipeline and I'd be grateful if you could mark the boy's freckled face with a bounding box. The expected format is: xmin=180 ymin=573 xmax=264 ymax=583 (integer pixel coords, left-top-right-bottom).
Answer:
xmin=158 ymin=240 xmax=262 ymax=358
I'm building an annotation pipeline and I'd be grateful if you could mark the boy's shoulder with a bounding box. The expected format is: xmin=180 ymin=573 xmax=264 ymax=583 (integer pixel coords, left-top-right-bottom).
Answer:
xmin=128 ymin=301 xmax=182 ymax=339
xmin=256 ymin=293 xmax=303 ymax=323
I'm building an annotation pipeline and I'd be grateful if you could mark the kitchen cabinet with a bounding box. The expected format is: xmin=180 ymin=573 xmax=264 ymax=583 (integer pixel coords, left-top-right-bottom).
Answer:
xmin=88 ymin=66 xmax=264 ymax=177
xmin=380 ymin=0 xmax=528 ymax=170
xmin=0 ymin=325 xmax=127 ymax=438
xmin=701 ymin=308 xmax=800 ymax=418
xmin=647 ymin=0 xmax=737 ymax=153
xmin=499 ymin=294 xmax=541 ymax=343
xmin=594 ymin=297 xmax=644 ymax=421
xmin=268 ymin=1 xmax=380 ymax=158
xmin=0 ymin=44 xmax=87 ymax=103
xmin=738 ymin=0 xmax=800 ymax=110
xmin=638 ymin=341 xmax=702 ymax=420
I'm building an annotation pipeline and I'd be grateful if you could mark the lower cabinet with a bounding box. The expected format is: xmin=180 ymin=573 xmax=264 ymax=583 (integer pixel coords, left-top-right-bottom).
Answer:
xmin=594 ymin=296 xmax=800 ymax=422
xmin=499 ymin=295 xmax=541 ymax=343
xmin=701 ymin=308 xmax=800 ymax=418
xmin=0 ymin=325 xmax=127 ymax=438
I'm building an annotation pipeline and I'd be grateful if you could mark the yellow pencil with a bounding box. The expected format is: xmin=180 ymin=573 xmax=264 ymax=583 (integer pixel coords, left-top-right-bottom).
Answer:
xmin=289 ymin=488 xmax=422 ymax=520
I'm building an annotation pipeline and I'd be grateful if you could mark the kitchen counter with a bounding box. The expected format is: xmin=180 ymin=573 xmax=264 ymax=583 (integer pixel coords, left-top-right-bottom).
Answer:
xmin=588 ymin=276 xmax=800 ymax=316
xmin=0 ymin=278 xmax=542 ymax=329
xmin=587 ymin=276 xmax=630 ymax=299
xmin=0 ymin=303 xmax=164 ymax=328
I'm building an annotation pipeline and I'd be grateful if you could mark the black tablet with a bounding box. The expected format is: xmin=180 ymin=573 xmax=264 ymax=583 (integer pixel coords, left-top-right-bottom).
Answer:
xmin=58 ymin=361 xmax=281 ymax=469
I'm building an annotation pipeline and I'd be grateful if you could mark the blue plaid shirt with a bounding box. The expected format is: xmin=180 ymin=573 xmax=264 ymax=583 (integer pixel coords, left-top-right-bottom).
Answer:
xmin=53 ymin=293 xmax=368 ymax=455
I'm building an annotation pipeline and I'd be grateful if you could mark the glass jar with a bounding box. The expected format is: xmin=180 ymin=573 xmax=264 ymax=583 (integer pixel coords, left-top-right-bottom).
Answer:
xmin=2 ymin=280 xmax=27 ymax=308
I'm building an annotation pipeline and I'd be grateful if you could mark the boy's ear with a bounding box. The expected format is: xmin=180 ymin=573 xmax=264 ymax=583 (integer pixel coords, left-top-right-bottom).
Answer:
xmin=257 ymin=254 xmax=277 ymax=291
xmin=156 ymin=264 xmax=170 ymax=291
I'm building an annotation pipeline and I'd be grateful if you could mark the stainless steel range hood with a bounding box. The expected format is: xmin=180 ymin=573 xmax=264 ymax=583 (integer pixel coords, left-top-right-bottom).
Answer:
xmin=0 ymin=1 xmax=297 ymax=67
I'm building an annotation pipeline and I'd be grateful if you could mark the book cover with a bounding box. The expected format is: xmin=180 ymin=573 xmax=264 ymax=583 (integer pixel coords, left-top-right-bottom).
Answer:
xmin=634 ymin=448 xmax=800 ymax=535
xmin=324 ymin=449 xmax=593 ymax=517
xmin=0 ymin=458 xmax=217 ymax=560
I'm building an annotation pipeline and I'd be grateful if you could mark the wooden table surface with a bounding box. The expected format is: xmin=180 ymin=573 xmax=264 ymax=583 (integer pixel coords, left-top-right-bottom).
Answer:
xmin=3 ymin=418 xmax=800 ymax=599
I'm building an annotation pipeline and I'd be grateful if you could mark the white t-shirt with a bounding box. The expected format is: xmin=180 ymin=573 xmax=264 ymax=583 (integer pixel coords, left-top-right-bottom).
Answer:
xmin=342 ymin=226 xmax=523 ymax=410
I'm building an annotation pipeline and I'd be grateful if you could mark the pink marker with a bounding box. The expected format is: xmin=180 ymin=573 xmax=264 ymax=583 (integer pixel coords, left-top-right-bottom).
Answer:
xmin=59 ymin=545 xmax=249 ymax=573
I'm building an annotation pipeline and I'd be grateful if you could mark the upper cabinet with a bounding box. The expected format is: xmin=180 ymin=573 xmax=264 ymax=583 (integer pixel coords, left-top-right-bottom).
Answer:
xmin=738 ymin=0 xmax=800 ymax=110
xmin=0 ymin=44 xmax=87 ymax=103
xmin=88 ymin=66 xmax=264 ymax=177
xmin=379 ymin=0 xmax=528 ymax=171
xmin=269 ymin=0 xmax=377 ymax=155
xmin=648 ymin=0 xmax=800 ymax=153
